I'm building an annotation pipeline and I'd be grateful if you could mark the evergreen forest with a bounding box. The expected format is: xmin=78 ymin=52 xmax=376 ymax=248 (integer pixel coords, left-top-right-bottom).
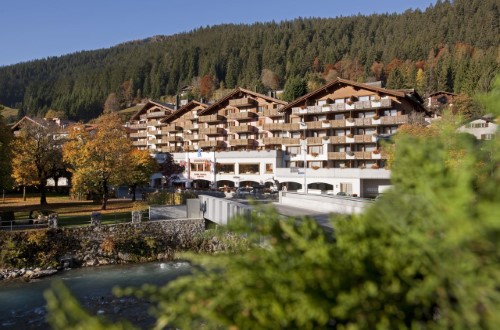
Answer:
xmin=0 ymin=0 xmax=498 ymax=121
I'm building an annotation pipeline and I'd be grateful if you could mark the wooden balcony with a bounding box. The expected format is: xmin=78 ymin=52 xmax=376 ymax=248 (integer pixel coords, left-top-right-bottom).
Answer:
xmin=165 ymin=124 xmax=182 ymax=132
xmin=231 ymin=138 xmax=256 ymax=146
xmin=130 ymin=132 xmax=147 ymax=138
xmin=328 ymin=152 xmax=346 ymax=160
xmin=183 ymin=123 xmax=199 ymax=130
xmin=306 ymin=137 xmax=324 ymax=145
xmin=380 ymin=114 xmax=408 ymax=125
xmin=327 ymin=136 xmax=345 ymax=144
xmin=283 ymin=138 xmax=301 ymax=145
xmin=199 ymin=140 xmax=225 ymax=148
xmin=129 ymin=123 xmax=147 ymax=129
xmin=263 ymin=123 xmax=287 ymax=131
xmin=330 ymin=119 xmax=346 ymax=128
xmin=160 ymin=146 xmax=182 ymax=153
xmin=184 ymin=134 xmax=202 ymax=141
xmin=144 ymin=110 xmax=168 ymax=119
xmin=165 ymin=135 xmax=182 ymax=142
xmin=263 ymin=108 xmax=283 ymax=117
xmin=229 ymin=97 xmax=256 ymax=107
xmin=198 ymin=114 xmax=225 ymax=123
xmin=354 ymin=151 xmax=372 ymax=159
xmin=199 ymin=127 xmax=225 ymax=135
xmin=229 ymin=124 xmax=257 ymax=133
xmin=132 ymin=140 xmax=148 ymax=146
xmin=183 ymin=145 xmax=197 ymax=152
xmin=226 ymin=111 xmax=258 ymax=120
xmin=262 ymin=137 xmax=284 ymax=145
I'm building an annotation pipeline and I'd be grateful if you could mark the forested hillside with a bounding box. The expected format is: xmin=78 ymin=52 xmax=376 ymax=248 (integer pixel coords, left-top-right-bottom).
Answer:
xmin=0 ymin=0 xmax=498 ymax=121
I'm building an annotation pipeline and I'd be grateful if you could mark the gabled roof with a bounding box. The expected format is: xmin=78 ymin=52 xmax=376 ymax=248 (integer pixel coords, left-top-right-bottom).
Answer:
xmin=11 ymin=116 xmax=47 ymax=131
xmin=279 ymin=78 xmax=425 ymax=113
xmin=160 ymin=100 xmax=208 ymax=123
xmin=130 ymin=100 xmax=175 ymax=121
xmin=428 ymin=91 xmax=458 ymax=98
xmin=198 ymin=87 xmax=287 ymax=115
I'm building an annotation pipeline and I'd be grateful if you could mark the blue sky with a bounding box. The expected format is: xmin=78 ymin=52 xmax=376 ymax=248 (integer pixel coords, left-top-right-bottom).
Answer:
xmin=0 ymin=0 xmax=436 ymax=67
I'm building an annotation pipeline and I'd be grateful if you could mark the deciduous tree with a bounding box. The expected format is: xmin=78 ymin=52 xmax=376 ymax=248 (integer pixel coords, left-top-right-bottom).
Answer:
xmin=0 ymin=115 xmax=13 ymax=192
xmin=123 ymin=150 xmax=158 ymax=201
xmin=63 ymin=113 xmax=131 ymax=209
xmin=12 ymin=120 xmax=65 ymax=205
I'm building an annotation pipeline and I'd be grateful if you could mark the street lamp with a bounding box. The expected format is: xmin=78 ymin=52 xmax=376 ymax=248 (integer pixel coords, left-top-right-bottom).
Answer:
xmin=300 ymin=121 xmax=308 ymax=194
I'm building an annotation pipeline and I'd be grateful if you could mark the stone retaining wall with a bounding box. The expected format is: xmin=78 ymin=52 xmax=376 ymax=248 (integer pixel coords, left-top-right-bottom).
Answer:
xmin=0 ymin=219 xmax=207 ymax=278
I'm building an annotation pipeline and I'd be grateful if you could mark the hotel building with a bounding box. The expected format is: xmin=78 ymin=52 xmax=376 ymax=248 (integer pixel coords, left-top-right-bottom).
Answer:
xmin=127 ymin=78 xmax=427 ymax=197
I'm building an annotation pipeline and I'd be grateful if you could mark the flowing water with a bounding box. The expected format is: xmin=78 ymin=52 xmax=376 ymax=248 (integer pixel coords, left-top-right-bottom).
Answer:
xmin=0 ymin=262 xmax=192 ymax=329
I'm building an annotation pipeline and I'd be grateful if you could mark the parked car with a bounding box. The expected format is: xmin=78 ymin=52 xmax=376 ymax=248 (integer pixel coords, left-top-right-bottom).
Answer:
xmin=336 ymin=192 xmax=350 ymax=197
xmin=29 ymin=210 xmax=57 ymax=224
xmin=233 ymin=187 xmax=254 ymax=198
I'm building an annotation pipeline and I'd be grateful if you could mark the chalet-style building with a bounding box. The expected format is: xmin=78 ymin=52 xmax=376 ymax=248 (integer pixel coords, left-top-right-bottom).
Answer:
xmin=129 ymin=79 xmax=427 ymax=197
xmin=426 ymin=91 xmax=457 ymax=114
xmin=457 ymin=116 xmax=497 ymax=140
xmin=11 ymin=116 xmax=74 ymax=138
xmin=127 ymin=100 xmax=177 ymax=151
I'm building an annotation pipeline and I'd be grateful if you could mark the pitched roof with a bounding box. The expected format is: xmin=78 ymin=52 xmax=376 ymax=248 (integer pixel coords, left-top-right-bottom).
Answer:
xmin=130 ymin=100 xmax=175 ymax=121
xmin=198 ymin=87 xmax=287 ymax=115
xmin=279 ymin=78 xmax=425 ymax=112
xmin=160 ymin=100 xmax=208 ymax=123
xmin=428 ymin=91 xmax=458 ymax=97
xmin=10 ymin=116 xmax=47 ymax=131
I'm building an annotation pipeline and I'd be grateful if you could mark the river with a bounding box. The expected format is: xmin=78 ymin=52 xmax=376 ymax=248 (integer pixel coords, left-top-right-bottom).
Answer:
xmin=0 ymin=261 xmax=192 ymax=329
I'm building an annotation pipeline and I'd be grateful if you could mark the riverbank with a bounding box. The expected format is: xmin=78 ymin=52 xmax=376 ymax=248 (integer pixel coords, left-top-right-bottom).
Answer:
xmin=0 ymin=218 xmax=240 ymax=283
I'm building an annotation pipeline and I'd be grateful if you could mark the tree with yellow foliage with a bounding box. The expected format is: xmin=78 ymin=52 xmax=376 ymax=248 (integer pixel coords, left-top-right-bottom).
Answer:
xmin=123 ymin=149 xmax=158 ymax=201
xmin=12 ymin=120 xmax=64 ymax=205
xmin=63 ymin=113 xmax=131 ymax=210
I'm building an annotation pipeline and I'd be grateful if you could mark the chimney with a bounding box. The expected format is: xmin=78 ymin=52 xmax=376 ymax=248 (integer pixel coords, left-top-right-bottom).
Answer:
xmin=175 ymin=94 xmax=180 ymax=110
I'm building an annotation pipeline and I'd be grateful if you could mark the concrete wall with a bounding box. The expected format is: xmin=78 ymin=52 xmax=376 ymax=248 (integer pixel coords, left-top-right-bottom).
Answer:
xmin=199 ymin=195 xmax=252 ymax=225
xmin=279 ymin=192 xmax=373 ymax=214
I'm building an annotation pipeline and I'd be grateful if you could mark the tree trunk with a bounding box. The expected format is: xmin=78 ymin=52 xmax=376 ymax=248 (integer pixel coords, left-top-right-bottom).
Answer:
xmin=101 ymin=180 xmax=108 ymax=210
xmin=40 ymin=180 xmax=48 ymax=206
xmin=131 ymin=185 xmax=137 ymax=202
xmin=54 ymin=176 xmax=60 ymax=193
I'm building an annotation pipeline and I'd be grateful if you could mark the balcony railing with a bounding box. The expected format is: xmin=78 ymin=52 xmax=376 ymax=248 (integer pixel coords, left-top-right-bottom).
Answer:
xmin=283 ymin=138 xmax=301 ymax=145
xmin=328 ymin=152 xmax=346 ymax=160
xmin=129 ymin=123 xmax=147 ymax=129
xmin=229 ymin=97 xmax=256 ymax=107
xmin=145 ymin=111 xmax=168 ymax=119
xmin=231 ymin=138 xmax=256 ymax=146
xmin=165 ymin=124 xmax=182 ymax=132
xmin=291 ymin=99 xmax=393 ymax=115
xmin=160 ymin=146 xmax=182 ymax=153
xmin=132 ymin=140 xmax=148 ymax=146
xmin=229 ymin=125 xmax=257 ymax=133
xmin=183 ymin=123 xmax=199 ymax=130
xmin=263 ymin=123 xmax=287 ymax=131
xmin=306 ymin=137 xmax=324 ymax=145
xmin=199 ymin=127 xmax=225 ymax=135
xmin=199 ymin=140 xmax=225 ymax=148
xmin=263 ymin=108 xmax=283 ymax=117
xmin=165 ymin=136 xmax=182 ymax=142
xmin=226 ymin=111 xmax=258 ymax=120
xmin=328 ymin=136 xmax=347 ymax=144
xmin=198 ymin=114 xmax=225 ymax=123
xmin=130 ymin=132 xmax=147 ymax=138
xmin=380 ymin=114 xmax=408 ymax=125
xmin=262 ymin=137 xmax=284 ymax=145
xmin=184 ymin=134 xmax=202 ymax=141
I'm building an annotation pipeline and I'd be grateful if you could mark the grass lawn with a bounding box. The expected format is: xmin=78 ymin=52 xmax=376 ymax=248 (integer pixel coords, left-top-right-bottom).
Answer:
xmin=0 ymin=192 xmax=147 ymax=228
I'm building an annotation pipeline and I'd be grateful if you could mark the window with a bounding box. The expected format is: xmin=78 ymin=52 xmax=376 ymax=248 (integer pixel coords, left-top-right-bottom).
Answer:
xmin=340 ymin=183 xmax=353 ymax=194
xmin=239 ymin=163 xmax=259 ymax=174
xmin=466 ymin=122 xmax=488 ymax=128
xmin=258 ymin=106 xmax=266 ymax=112
xmin=287 ymin=146 xmax=300 ymax=155
xmin=191 ymin=162 xmax=210 ymax=172
xmin=217 ymin=163 xmax=235 ymax=174
xmin=481 ymin=134 xmax=494 ymax=140
xmin=359 ymin=96 xmax=369 ymax=101
xmin=334 ymin=98 xmax=345 ymax=104
xmin=383 ymin=109 xmax=397 ymax=116
xmin=308 ymin=161 xmax=322 ymax=169
xmin=265 ymin=163 xmax=273 ymax=173
xmin=334 ymin=114 xmax=345 ymax=120
xmin=308 ymin=145 xmax=323 ymax=154
xmin=383 ymin=126 xmax=398 ymax=134
xmin=259 ymin=133 xmax=267 ymax=139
